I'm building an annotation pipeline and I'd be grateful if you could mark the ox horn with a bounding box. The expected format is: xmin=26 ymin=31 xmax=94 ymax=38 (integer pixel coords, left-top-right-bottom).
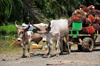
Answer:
xmin=15 ymin=21 xmax=20 ymax=28
xmin=32 ymin=24 xmax=40 ymax=30
xmin=31 ymin=21 xmax=40 ymax=30
xmin=46 ymin=19 xmax=51 ymax=23
xmin=24 ymin=22 xmax=30 ymax=30
xmin=45 ymin=19 xmax=51 ymax=29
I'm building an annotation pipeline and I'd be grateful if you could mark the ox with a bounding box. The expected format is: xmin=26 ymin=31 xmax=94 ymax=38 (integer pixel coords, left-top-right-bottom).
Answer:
xmin=33 ymin=19 xmax=70 ymax=58
xmin=15 ymin=21 xmax=42 ymax=58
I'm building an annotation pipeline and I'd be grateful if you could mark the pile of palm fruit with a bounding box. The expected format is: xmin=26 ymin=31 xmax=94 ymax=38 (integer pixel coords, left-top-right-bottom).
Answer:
xmin=68 ymin=5 xmax=100 ymax=34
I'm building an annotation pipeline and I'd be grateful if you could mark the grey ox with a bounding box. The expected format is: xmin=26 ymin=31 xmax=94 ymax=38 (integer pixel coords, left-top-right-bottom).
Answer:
xmin=33 ymin=19 xmax=70 ymax=58
xmin=15 ymin=21 xmax=42 ymax=58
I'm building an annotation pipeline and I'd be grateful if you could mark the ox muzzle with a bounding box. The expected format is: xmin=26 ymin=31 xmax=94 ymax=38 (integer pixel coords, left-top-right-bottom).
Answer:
xmin=42 ymin=34 xmax=47 ymax=42
xmin=17 ymin=38 xmax=22 ymax=42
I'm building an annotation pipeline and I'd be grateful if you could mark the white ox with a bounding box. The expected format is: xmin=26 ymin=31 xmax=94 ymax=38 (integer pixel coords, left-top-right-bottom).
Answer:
xmin=33 ymin=19 xmax=70 ymax=58
xmin=15 ymin=21 xmax=42 ymax=58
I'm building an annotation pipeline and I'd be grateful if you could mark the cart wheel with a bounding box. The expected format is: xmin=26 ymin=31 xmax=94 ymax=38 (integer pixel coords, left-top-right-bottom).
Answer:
xmin=78 ymin=45 xmax=82 ymax=50
xmin=82 ymin=37 xmax=94 ymax=52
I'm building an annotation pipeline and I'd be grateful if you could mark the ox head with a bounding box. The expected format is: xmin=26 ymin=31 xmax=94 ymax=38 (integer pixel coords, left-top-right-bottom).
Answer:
xmin=15 ymin=21 xmax=30 ymax=41
xmin=32 ymin=19 xmax=51 ymax=42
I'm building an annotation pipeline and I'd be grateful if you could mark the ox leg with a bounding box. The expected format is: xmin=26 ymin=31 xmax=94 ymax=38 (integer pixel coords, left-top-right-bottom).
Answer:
xmin=44 ymin=42 xmax=50 ymax=57
xmin=56 ymin=36 xmax=60 ymax=57
xmin=48 ymin=44 xmax=52 ymax=58
xmin=67 ymin=42 xmax=71 ymax=54
xmin=27 ymin=40 xmax=31 ymax=58
xmin=21 ymin=43 xmax=26 ymax=58
xmin=66 ymin=34 xmax=71 ymax=54
xmin=60 ymin=39 xmax=63 ymax=54
xmin=46 ymin=42 xmax=50 ymax=55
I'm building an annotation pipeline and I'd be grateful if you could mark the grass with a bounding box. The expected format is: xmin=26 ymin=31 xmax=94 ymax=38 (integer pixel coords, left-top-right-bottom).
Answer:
xmin=0 ymin=37 xmax=21 ymax=53
xmin=0 ymin=23 xmax=18 ymax=54
xmin=0 ymin=24 xmax=17 ymax=36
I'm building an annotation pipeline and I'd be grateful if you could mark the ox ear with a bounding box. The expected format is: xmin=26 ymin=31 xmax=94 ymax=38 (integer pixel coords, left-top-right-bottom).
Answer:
xmin=37 ymin=31 xmax=41 ymax=34
xmin=24 ymin=22 xmax=30 ymax=30
xmin=15 ymin=21 xmax=20 ymax=28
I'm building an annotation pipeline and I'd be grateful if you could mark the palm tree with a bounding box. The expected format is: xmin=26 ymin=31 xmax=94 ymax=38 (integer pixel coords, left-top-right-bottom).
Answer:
xmin=0 ymin=0 xmax=12 ymax=25
xmin=0 ymin=0 xmax=100 ymax=25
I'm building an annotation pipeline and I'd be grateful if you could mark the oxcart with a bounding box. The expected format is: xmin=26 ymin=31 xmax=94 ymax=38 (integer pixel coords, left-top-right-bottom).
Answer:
xmin=63 ymin=21 xmax=100 ymax=52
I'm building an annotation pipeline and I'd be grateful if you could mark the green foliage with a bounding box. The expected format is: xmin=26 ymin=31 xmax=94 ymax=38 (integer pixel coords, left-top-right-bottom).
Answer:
xmin=0 ymin=24 xmax=17 ymax=36
xmin=8 ymin=0 xmax=23 ymax=22
xmin=34 ymin=0 xmax=99 ymax=19
xmin=0 ymin=0 xmax=23 ymax=25
xmin=0 ymin=24 xmax=18 ymax=54
xmin=0 ymin=0 xmax=12 ymax=24
xmin=0 ymin=0 xmax=100 ymax=25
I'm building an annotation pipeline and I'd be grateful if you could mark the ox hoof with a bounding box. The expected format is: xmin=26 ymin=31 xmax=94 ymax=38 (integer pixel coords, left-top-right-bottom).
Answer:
xmin=46 ymin=52 xmax=50 ymax=55
xmin=27 ymin=53 xmax=30 ymax=58
xmin=43 ymin=54 xmax=47 ymax=57
xmin=42 ymin=55 xmax=48 ymax=58
xmin=43 ymin=52 xmax=50 ymax=57
xmin=56 ymin=53 xmax=59 ymax=57
xmin=68 ymin=51 xmax=71 ymax=54
xmin=59 ymin=52 xmax=63 ymax=55
xmin=21 ymin=56 xmax=27 ymax=58
xmin=27 ymin=56 xmax=30 ymax=58
xmin=48 ymin=55 xmax=51 ymax=58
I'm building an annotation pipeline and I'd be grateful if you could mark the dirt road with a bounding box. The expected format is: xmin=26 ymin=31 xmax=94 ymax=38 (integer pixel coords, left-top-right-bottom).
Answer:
xmin=0 ymin=45 xmax=100 ymax=66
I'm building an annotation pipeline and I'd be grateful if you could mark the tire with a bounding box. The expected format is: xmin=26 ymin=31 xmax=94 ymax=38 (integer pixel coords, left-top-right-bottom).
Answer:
xmin=78 ymin=45 xmax=82 ymax=50
xmin=82 ymin=37 xmax=94 ymax=52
